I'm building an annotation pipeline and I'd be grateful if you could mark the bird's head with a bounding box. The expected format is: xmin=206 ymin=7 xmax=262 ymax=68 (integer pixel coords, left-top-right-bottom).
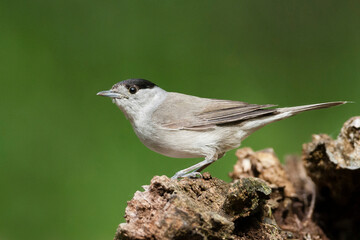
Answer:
xmin=97 ymin=79 xmax=167 ymax=122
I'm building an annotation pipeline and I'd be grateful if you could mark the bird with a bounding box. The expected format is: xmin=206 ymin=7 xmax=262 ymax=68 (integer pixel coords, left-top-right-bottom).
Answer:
xmin=97 ymin=79 xmax=345 ymax=179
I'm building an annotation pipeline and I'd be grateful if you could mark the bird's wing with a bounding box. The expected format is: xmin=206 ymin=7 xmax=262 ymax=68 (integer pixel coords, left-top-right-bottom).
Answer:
xmin=152 ymin=92 xmax=277 ymax=130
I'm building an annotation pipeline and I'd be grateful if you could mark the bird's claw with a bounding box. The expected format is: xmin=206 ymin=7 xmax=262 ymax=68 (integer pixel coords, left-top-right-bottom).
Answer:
xmin=183 ymin=171 xmax=202 ymax=178
xmin=171 ymin=171 xmax=202 ymax=179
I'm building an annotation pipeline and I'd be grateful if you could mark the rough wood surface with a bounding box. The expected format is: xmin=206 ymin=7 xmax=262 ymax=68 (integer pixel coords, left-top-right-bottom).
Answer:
xmin=115 ymin=117 xmax=360 ymax=240
xmin=302 ymin=116 xmax=360 ymax=240
xmin=115 ymin=174 xmax=279 ymax=240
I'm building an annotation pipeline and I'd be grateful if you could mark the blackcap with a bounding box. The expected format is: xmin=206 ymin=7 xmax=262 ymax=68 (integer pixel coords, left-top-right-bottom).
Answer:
xmin=97 ymin=79 xmax=345 ymax=179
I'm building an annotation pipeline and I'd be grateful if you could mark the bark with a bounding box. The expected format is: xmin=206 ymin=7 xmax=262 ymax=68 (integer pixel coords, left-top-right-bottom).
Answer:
xmin=115 ymin=117 xmax=360 ymax=240
xmin=302 ymin=116 xmax=360 ymax=240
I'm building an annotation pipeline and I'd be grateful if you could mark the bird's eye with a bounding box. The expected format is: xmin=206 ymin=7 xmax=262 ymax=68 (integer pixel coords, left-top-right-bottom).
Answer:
xmin=129 ymin=86 xmax=137 ymax=94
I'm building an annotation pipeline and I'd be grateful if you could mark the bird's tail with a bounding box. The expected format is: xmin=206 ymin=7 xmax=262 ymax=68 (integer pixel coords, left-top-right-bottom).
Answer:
xmin=277 ymin=101 xmax=347 ymax=115
xmin=241 ymin=101 xmax=347 ymax=131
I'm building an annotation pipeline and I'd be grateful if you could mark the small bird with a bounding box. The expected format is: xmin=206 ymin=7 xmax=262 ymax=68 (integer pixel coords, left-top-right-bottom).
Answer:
xmin=97 ymin=79 xmax=345 ymax=179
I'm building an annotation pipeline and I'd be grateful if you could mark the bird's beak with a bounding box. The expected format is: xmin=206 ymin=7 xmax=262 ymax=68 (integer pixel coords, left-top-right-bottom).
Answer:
xmin=97 ymin=90 xmax=123 ymax=98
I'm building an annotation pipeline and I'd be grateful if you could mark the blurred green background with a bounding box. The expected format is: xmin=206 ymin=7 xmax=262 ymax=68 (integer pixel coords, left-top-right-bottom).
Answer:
xmin=0 ymin=0 xmax=359 ymax=239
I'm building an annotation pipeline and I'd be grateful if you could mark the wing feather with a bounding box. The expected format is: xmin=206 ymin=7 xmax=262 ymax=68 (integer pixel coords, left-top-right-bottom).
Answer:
xmin=153 ymin=92 xmax=277 ymax=130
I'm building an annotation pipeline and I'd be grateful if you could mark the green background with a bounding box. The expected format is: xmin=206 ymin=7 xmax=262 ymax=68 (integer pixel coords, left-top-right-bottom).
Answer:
xmin=1 ymin=1 xmax=359 ymax=239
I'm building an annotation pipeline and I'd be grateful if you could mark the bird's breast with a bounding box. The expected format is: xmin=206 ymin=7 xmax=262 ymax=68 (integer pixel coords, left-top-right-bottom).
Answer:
xmin=130 ymin=120 xmax=208 ymax=158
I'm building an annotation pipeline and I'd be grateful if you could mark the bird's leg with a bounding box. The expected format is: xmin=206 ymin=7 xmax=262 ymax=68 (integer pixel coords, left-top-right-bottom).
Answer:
xmin=171 ymin=158 xmax=215 ymax=179
xmin=171 ymin=152 xmax=222 ymax=179
xmin=196 ymin=152 xmax=224 ymax=173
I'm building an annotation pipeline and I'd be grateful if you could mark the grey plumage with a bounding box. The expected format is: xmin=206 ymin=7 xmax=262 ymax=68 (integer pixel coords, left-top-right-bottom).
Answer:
xmin=153 ymin=92 xmax=344 ymax=130
xmin=98 ymin=79 xmax=346 ymax=179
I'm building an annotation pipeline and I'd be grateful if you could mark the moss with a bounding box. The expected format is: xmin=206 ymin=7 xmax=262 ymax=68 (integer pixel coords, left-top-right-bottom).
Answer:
xmin=222 ymin=177 xmax=271 ymax=219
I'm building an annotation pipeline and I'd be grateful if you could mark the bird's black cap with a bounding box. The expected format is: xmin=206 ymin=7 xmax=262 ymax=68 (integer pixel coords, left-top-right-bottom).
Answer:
xmin=112 ymin=79 xmax=157 ymax=90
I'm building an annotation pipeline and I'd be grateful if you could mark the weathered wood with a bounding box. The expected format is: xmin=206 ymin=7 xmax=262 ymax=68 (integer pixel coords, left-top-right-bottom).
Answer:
xmin=303 ymin=116 xmax=360 ymax=240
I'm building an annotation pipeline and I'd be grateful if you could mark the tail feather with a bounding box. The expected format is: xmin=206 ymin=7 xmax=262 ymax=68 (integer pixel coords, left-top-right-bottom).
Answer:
xmin=240 ymin=101 xmax=347 ymax=131
xmin=277 ymin=101 xmax=347 ymax=115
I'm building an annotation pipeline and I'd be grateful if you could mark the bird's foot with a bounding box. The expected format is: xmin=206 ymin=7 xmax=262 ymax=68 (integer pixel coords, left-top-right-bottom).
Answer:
xmin=183 ymin=171 xmax=202 ymax=179
xmin=171 ymin=171 xmax=202 ymax=180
